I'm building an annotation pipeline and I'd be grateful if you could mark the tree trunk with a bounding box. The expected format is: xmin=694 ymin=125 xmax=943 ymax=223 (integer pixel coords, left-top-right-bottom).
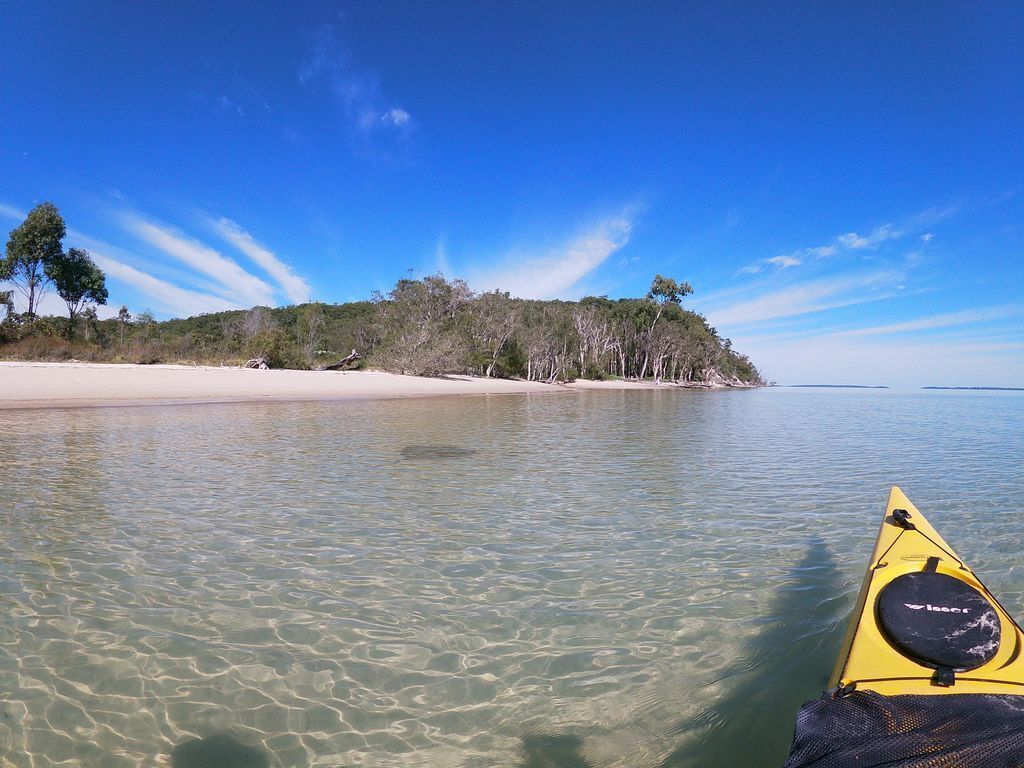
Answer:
xmin=638 ymin=303 xmax=666 ymax=380
xmin=316 ymin=349 xmax=362 ymax=371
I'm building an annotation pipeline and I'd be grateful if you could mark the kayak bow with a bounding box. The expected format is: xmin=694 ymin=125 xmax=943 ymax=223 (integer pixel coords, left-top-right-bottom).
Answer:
xmin=831 ymin=485 xmax=1024 ymax=696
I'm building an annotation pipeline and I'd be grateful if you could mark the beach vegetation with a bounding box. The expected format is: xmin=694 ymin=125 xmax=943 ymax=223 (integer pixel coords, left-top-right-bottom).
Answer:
xmin=0 ymin=272 xmax=762 ymax=384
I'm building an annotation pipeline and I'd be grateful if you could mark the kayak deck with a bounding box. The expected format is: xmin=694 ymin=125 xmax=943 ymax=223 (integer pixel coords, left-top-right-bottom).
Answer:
xmin=831 ymin=486 xmax=1024 ymax=696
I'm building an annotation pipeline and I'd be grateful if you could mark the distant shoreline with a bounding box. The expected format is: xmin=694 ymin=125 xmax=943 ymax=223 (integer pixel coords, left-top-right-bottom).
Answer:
xmin=921 ymin=386 xmax=1024 ymax=391
xmin=0 ymin=361 xmax=757 ymax=410
xmin=784 ymin=385 xmax=1024 ymax=391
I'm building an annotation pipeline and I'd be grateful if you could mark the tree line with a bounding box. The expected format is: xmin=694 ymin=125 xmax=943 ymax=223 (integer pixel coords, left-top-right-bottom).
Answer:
xmin=369 ymin=274 xmax=760 ymax=384
xmin=1 ymin=203 xmax=762 ymax=385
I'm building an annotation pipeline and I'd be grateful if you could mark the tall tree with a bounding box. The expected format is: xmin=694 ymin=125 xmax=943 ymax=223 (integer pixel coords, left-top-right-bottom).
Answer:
xmin=80 ymin=306 xmax=99 ymax=342
xmin=638 ymin=274 xmax=693 ymax=380
xmin=117 ymin=305 xmax=131 ymax=346
xmin=297 ymin=302 xmax=327 ymax=363
xmin=373 ymin=274 xmax=473 ymax=376
xmin=1 ymin=202 xmax=67 ymax=317
xmin=469 ymin=290 xmax=520 ymax=377
xmin=46 ymin=248 xmax=108 ymax=334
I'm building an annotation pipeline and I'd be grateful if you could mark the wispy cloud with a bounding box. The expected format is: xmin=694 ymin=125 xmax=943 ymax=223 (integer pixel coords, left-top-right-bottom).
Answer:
xmin=92 ymin=253 xmax=239 ymax=317
xmin=833 ymin=304 xmax=1024 ymax=337
xmin=122 ymin=214 xmax=276 ymax=307
xmin=210 ymin=218 xmax=311 ymax=304
xmin=0 ymin=202 xmax=27 ymax=221
xmin=299 ymin=23 xmax=412 ymax=137
xmin=4 ymin=202 xmax=317 ymax=317
xmin=73 ymin=225 xmax=283 ymax=317
xmin=741 ymin=222 xmax=912 ymax=274
xmin=833 ymin=224 xmax=901 ymax=250
xmin=382 ymin=108 xmax=410 ymax=128
xmin=766 ymin=255 xmax=801 ymax=269
xmin=700 ymin=270 xmax=903 ymax=328
xmin=466 ymin=211 xmax=636 ymax=299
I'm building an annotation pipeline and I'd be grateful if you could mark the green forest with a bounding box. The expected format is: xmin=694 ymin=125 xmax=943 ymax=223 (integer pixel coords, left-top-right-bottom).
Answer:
xmin=2 ymin=203 xmax=762 ymax=385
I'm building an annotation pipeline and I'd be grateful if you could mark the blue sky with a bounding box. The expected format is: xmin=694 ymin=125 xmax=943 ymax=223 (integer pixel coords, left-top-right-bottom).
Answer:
xmin=2 ymin=1 xmax=1022 ymax=386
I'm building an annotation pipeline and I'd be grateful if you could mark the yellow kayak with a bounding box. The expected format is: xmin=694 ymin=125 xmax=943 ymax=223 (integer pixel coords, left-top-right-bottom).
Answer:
xmin=784 ymin=488 xmax=1024 ymax=767
xmin=831 ymin=485 xmax=1024 ymax=696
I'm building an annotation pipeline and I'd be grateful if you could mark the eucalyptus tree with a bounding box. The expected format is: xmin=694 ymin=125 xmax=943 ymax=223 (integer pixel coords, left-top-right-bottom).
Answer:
xmin=2 ymin=202 xmax=67 ymax=317
xmin=573 ymin=298 xmax=616 ymax=378
xmin=517 ymin=302 xmax=569 ymax=382
xmin=47 ymin=248 xmax=108 ymax=334
xmin=117 ymin=305 xmax=131 ymax=346
xmin=638 ymin=275 xmax=693 ymax=380
xmin=80 ymin=306 xmax=99 ymax=343
xmin=468 ymin=290 xmax=520 ymax=377
xmin=373 ymin=274 xmax=474 ymax=376
xmin=297 ymin=302 xmax=327 ymax=363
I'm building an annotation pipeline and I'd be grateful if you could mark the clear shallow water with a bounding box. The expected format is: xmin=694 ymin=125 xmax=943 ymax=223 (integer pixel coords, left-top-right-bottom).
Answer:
xmin=1 ymin=388 xmax=1023 ymax=768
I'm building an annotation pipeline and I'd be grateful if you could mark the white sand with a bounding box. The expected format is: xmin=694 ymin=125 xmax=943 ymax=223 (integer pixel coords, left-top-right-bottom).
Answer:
xmin=0 ymin=361 xmax=731 ymax=409
xmin=0 ymin=361 xmax=570 ymax=409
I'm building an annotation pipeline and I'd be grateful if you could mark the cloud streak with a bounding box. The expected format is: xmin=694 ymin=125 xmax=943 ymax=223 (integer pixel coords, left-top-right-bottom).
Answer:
xmin=92 ymin=253 xmax=240 ymax=317
xmin=0 ymin=202 xmax=27 ymax=221
xmin=466 ymin=211 xmax=635 ymax=300
xmin=700 ymin=270 xmax=903 ymax=328
xmin=122 ymin=214 xmax=276 ymax=307
xmin=4 ymin=202 xmax=317 ymax=318
xmin=211 ymin=218 xmax=311 ymax=304
xmin=833 ymin=304 xmax=1024 ymax=337
xmin=766 ymin=255 xmax=801 ymax=269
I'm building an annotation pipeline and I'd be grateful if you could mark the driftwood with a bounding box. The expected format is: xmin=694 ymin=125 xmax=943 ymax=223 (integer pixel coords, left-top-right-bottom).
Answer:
xmin=316 ymin=349 xmax=362 ymax=372
xmin=244 ymin=357 xmax=269 ymax=369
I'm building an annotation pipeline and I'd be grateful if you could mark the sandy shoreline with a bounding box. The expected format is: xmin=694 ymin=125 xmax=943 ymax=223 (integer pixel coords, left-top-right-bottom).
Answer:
xmin=0 ymin=360 xmax=718 ymax=410
xmin=0 ymin=361 xmax=561 ymax=409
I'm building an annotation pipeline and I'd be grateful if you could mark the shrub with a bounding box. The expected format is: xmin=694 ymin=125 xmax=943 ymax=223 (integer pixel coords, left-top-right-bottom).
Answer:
xmin=244 ymin=329 xmax=304 ymax=370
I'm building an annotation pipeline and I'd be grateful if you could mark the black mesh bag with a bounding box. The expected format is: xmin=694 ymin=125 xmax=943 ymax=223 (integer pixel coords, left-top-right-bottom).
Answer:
xmin=783 ymin=690 xmax=1024 ymax=767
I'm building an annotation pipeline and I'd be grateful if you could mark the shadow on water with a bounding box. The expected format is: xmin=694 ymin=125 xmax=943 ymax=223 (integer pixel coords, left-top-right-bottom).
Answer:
xmin=170 ymin=734 xmax=269 ymax=768
xmin=657 ymin=537 xmax=850 ymax=768
xmin=519 ymin=734 xmax=594 ymax=768
xmin=399 ymin=445 xmax=477 ymax=459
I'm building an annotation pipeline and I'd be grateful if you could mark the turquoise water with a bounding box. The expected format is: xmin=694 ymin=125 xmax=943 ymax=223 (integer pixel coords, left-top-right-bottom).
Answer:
xmin=1 ymin=388 xmax=1023 ymax=767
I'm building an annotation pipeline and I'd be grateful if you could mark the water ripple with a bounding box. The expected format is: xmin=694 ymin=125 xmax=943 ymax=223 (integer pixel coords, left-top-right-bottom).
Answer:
xmin=1 ymin=389 xmax=1022 ymax=766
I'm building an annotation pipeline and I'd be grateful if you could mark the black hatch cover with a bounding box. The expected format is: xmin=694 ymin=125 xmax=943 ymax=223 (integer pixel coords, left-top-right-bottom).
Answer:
xmin=877 ymin=571 xmax=1001 ymax=671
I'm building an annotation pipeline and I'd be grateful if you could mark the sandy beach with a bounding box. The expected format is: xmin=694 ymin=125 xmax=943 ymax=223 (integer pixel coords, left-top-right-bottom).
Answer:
xmin=0 ymin=361 xmax=731 ymax=410
xmin=0 ymin=361 xmax=576 ymax=409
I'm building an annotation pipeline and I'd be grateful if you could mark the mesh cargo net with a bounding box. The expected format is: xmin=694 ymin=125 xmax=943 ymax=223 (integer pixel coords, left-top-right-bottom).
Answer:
xmin=783 ymin=690 xmax=1024 ymax=767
